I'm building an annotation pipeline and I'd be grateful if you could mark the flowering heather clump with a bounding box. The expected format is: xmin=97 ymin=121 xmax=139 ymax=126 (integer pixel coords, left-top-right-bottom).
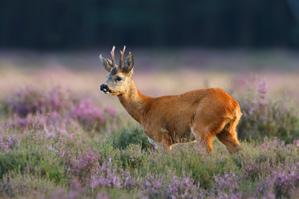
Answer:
xmin=49 ymin=179 xmax=111 ymax=199
xmin=0 ymin=82 xmax=298 ymax=198
xmin=5 ymin=112 xmax=80 ymax=141
xmin=49 ymin=179 xmax=85 ymax=199
xmin=67 ymin=178 xmax=84 ymax=199
xmin=140 ymin=175 xmax=204 ymax=199
xmin=104 ymin=107 xmax=117 ymax=118
xmin=232 ymin=76 xmax=299 ymax=142
xmin=259 ymin=137 xmax=285 ymax=151
xmin=0 ymin=135 xmax=17 ymax=152
xmin=6 ymin=114 xmax=46 ymax=130
xmin=210 ymin=172 xmax=241 ymax=198
xmin=167 ymin=176 xmax=204 ymax=199
xmin=5 ymin=87 xmax=77 ymax=117
xmin=213 ymin=172 xmax=239 ymax=192
xmin=71 ymin=99 xmax=107 ymax=131
xmin=6 ymin=87 xmax=44 ymax=117
xmin=257 ymin=163 xmax=299 ymax=198
xmin=243 ymin=161 xmax=271 ymax=181
xmin=140 ymin=176 xmax=164 ymax=199
xmin=256 ymin=79 xmax=267 ymax=107
xmin=90 ymin=158 xmax=135 ymax=189
xmin=96 ymin=192 xmax=110 ymax=199
xmin=47 ymin=87 xmax=76 ymax=114
xmin=3 ymin=86 xmax=118 ymax=132
xmin=70 ymin=149 xmax=100 ymax=183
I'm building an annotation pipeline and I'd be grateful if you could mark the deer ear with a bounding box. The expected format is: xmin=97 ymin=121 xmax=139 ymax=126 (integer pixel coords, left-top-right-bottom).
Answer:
xmin=123 ymin=52 xmax=134 ymax=73
xmin=99 ymin=54 xmax=114 ymax=72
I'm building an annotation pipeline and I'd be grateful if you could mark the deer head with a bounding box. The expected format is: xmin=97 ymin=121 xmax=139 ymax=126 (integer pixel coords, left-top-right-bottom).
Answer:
xmin=99 ymin=46 xmax=134 ymax=96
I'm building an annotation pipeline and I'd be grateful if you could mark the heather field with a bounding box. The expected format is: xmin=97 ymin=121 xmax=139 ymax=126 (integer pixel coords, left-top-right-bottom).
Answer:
xmin=0 ymin=50 xmax=299 ymax=199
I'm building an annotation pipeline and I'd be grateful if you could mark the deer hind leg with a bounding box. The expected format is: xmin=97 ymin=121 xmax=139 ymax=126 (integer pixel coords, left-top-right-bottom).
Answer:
xmin=216 ymin=118 xmax=241 ymax=153
xmin=191 ymin=118 xmax=229 ymax=153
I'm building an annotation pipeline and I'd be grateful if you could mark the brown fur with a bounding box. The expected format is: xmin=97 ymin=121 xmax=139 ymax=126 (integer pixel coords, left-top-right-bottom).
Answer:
xmin=100 ymin=47 xmax=242 ymax=153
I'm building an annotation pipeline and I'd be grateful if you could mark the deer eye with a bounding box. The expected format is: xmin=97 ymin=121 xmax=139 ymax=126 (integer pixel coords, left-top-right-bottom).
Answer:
xmin=115 ymin=76 xmax=122 ymax=82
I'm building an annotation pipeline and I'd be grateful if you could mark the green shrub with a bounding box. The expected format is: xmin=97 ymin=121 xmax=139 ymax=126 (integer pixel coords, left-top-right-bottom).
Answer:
xmin=0 ymin=145 xmax=67 ymax=185
xmin=0 ymin=173 xmax=60 ymax=198
xmin=111 ymin=127 xmax=152 ymax=151
xmin=238 ymin=99 xmax=299 ymax=143
xmin=134 ymin=142 xmax=239 ymax=189
xmin=119 ymin=144 xmax=147 ymax=169
xmin=233 ymin=78 xmax=299 ymax=143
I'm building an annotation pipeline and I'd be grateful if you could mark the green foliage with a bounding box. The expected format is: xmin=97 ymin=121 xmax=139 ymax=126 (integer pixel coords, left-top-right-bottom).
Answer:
xmin=111 ymin=127 xmax=152 ymax=151
xmin=232 ymin=78 xmax=299 ymax=143
xmin=117 ymin=144 xmax=148 ymax=170
xmin=0 ymin=173 xmax=60 ymax=198
xmin=239 ymin=100 xmax=299 ymax=143
xmin=0 ymin=144 xmax=67 ymax=185
xmin=1 ymin=86 xmax=299 ymax=198
xmin=140 ymin=143 xmax=239 ymax=189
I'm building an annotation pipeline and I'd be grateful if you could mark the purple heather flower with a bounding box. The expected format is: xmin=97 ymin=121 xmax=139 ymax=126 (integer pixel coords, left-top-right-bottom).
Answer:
xmin=104 ymin=107 xmax=117 ymax=117
xmin=50 ymin=188 xmax=67 ymax=199
xmin=141 ymin=176 xmax=164 ymax=199
xmin=7 ymin=136 xmax=16 ymax=148
xmin=0 ymin=135 xmax=17 ymax=152
xmin=256 ymin=79 xmax=268 ymax=107
xmin=68 ymin=178 xmax=84 ymax=199
xmin=72 ymin=99 xmax=107 ymax=130
xmin=96 ymin=192 xmax=110 ymax=199
xmin=214 ymin=172 xmax=239 ymax=191
xmin=141 ymin=175 xmax=204 ymax=199
xmin=260 ymin=138 xmax=284 ymax=152
xmin=211 ymin=172 xmax=241 ymax=199
xmin=167 ymin=176 xmax=203 ymax=199
xmin=257 ymin=163 xmax=299 ymax=198
xmin=70 ymin=149 xmax=100 ymax=182
xmin=0 ymin=136 xmax=8 ymax=151
xmin=5 ymin=87 xmax=76 ymax=117
xmin=90 ymin=159 xmax=134 ymax=189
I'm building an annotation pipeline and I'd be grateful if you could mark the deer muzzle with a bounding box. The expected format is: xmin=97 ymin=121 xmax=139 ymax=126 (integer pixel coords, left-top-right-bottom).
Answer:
xmin=100 ymin=84 xmax=111 ymax=94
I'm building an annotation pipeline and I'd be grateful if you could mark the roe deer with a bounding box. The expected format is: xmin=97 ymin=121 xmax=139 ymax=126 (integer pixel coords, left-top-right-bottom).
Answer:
xmin=99 ymin=46 xmax=242 ymax=153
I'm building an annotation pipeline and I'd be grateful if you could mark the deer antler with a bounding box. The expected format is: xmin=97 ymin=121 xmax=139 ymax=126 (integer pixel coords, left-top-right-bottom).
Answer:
xmin=119 ymin=46 xmax=126 ymax=68
xmin=110 ymin=46 xmax=116 ymax=66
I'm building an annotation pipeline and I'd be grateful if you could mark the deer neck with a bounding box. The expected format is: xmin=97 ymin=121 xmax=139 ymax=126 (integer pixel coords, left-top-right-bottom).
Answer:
xmin=118 ymin=80 xmax=150 ymax=124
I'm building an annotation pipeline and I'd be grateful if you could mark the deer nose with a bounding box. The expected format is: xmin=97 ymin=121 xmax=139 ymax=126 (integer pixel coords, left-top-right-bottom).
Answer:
xmin=100 ymin=84 xmax=110 ymax=93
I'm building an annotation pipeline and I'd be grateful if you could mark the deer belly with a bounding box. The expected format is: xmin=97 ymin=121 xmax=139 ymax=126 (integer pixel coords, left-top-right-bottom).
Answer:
xmin=169 ymin=125 xmax=195 ymax=143
xmin=164 ymin=112 xmax=195 ymax=143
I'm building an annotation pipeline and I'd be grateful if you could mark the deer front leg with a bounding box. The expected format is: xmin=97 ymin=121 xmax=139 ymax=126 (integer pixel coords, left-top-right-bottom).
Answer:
xmin=145 ymin=129 xmax=173 ymax=151
xmin=147 ymin=137 xmax=158 ymax=150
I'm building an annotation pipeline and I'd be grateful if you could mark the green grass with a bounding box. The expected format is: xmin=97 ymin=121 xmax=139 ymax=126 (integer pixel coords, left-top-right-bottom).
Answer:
xmin=0 ymin=84 xmax=298 ymax=198
xmin=0 ymin=124 xmax=298 ymax=198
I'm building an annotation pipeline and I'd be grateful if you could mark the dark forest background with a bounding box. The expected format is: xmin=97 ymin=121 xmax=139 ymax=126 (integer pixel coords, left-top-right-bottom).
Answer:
xmin=0 ymin=0 xmax=299 ymax=50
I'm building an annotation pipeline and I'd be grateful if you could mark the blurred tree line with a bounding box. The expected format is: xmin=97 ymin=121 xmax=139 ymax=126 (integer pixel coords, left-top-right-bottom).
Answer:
xmin=0 ymin=0 xmax=298 ymax=49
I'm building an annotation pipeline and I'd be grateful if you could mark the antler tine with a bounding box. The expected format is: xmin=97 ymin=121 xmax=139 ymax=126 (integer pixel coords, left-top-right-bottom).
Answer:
xmin=99 ymin=54 xmax=103 ymax=62
xmin=119 ymin=45 xmax=126 ymax=67
xmin=110 ymin=46 xmax=116 ymax=66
